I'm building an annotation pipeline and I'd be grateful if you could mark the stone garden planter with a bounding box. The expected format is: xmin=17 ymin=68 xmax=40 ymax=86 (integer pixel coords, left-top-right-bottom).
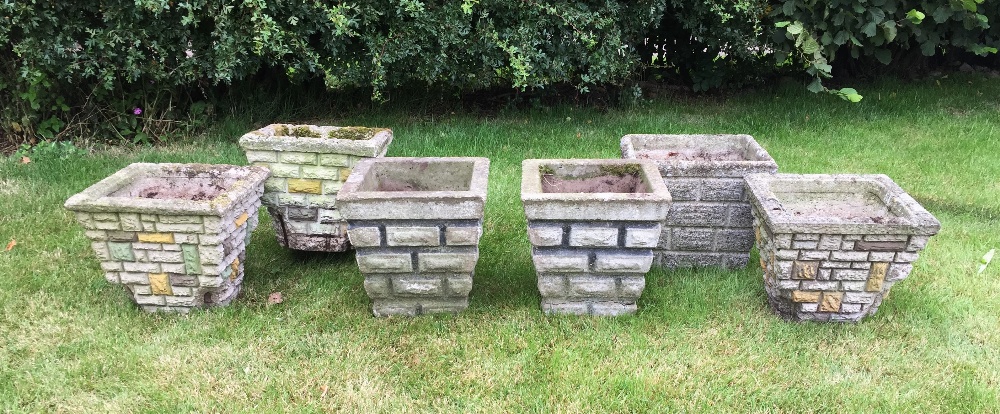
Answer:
xmin=239 ymin=124 xmax=392 ymax=252
xmin=336 ymin=157 xmax=490 ymax=316
xmin=745 ymin=174 xmax=940 ymax=322
xmin=621 ymin=134 xmax=778 ymax=268
xmin=64 ymin=163 xmax=269 ymax=312
xmin=521 ymin=159 xmax=671 ymax=316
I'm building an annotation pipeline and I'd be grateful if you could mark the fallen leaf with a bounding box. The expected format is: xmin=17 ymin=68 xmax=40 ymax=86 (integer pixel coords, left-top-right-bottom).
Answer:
xmin=20 ymin=157 xmax=31 ymax=164
xmin=979 ymin=249 xmax=995 ymax=274
xmin=320 ymin=384 xmax=329 ymax=399
xmin=267 ymin=291 xmax=283 ymax=305
xmin=5 ymin=239 xmax=15 ymax=251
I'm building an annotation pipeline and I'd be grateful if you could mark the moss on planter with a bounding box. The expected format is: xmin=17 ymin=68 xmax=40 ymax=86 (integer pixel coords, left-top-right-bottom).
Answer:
xmin=599 ymin=163 xmax=643 ymax=177
xmin=327 ymin=126 xmax=388 ymax=141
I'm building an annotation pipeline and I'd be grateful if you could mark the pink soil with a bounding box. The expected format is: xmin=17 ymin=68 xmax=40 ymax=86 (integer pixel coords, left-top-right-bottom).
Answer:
xmin=541 ymin=174 xmax=644 ymax=193
xmin=136 ymin=181 xmax=227 ymax=201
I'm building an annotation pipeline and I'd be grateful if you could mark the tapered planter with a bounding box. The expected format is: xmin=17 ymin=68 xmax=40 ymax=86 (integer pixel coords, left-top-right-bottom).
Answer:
xmin=239 ymin=124 xmax=392 ymax=252
xmin=745 ymin=174 xmax=940 ymax=322
xmin=336 ymin=157 xmax=489 ymax=316
xmin=521 ymin=159 xmax=671 ymax=316
xmin=621 ymin=134 xmax=778 ymax=268
xmin=64 ymin=163 xmax=269 ymax=312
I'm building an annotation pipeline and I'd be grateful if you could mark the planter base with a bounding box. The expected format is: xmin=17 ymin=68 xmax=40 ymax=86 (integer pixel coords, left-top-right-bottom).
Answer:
xmin=371 ymin=298 xmax=470 ymax=317
xmin=268 ymin=208 xmax=351 ymax=251
xmin=541 ymin=299 xmax=638 ymax=316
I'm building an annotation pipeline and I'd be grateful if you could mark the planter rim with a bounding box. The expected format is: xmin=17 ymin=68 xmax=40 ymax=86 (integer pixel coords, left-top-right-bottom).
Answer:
xmin=336 ymin=157 xmax=490 ymax=220
xmin=64 ymin=163 xmax=269 ymax=216
xmin=620 ymin=134 xmax=778 ymax=169
xmin=238 ymin=123 xmax=392 ymax=157
xmin=521 ymin=159 xmax=671 ymax=221
xmin=745 ymin=173 xmax=941 ymax=235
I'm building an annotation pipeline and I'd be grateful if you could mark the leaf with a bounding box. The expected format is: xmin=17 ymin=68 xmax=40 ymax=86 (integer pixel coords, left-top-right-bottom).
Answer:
xmin=868 ymin=8 xmax=886 ymax=23
xmin=20 ymin=156 xmax=31 ymax=164
xmin=787 ymin=22 xmax=803 ymax=35
xmin=979 ymin=249 xmax=995 ymax=274
xmin=839 ymin=88 xmax=863 ymax=103
xmin=874 ymin=48 xmax=892 ymax=65
xmin=802 ymin=36 xmax=820 ymax=54
xmin=4 ymin=239 xmax=15 ymax=252
xmin=267 ymin=291 xmax=283 ymax=305
xmin=807 ymin=77 xmax=825 ymax=93
xmin=782 ymin=2 xmax=795 ymax=16
xmin=882 ymin=21 xmax=898 ymax=42
xmin=775 ymin=21 xmax=791 ymax=28
xmin=906 ymin=9 xmax=925 ymax=24
xmin=861 ymin=21 xmax=878 ymax=37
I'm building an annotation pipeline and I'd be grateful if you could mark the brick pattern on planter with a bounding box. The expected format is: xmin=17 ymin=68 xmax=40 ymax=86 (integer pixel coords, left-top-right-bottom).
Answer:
xmin=658 ymin=177 xmax=756 ymax=268
xmin=73 ymin=198 xmax=262 ymax=313
xmin=753 ymin=217 xmax=930 ymax=322
xmin=621 ymin=134 xmax=778 ymax=269
xmin=240 ymin=124 xmax=392 ymax=252
xmin=529 ymin=221 xmax=660 ymax=316
xmin=247 ymin=149 xmax=361 ymax=252
xmin=347 ymin=220 xmax=482 ymax=316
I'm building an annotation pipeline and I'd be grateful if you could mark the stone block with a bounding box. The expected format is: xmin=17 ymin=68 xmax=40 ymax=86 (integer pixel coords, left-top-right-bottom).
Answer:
xmin=528 ymin=225 xmax=564 ymax=247
xmin=392 ymin=276 xmax=443 ymax=296
xmin=317 ymin=208 xmax=342 ymax=223
xmin=287 ymin=179 xmax=322 ymax=194
xmin=245 ymin=150 xmax=278 ymax=163
xmin=831 ymin=251 xmax=869 ymax=261
xmin=619 ymin=276 xmax=645 ymax=298
xmin=727 ymin=204 xmax=754 ymax=228
xmin=123 ymin=262 xmax=160 ymax=273
xmin=666 ymin=204 xmax=728 ymax=227
xmin=590 ymin=302 xmax=637 ymax=316
xmin=108 ymin=242 xmax=135 ymax=262
xmin=318 ymin=153 xmax=353 ymax=167
xmin=866 ymin=262 xmax=888 ymax=292
xmin=895 ymin=252 xmax=920 ymax=263
xmin=593 ymin=253 xmax=653 ymax=273
xmin=715 ymin=229 xmax=754 ymax=252
xmin=270 ymin=163 xmax=302 ymax=178
xmin=886 ymin=263 xmax=913 ymax=282
xmin=701 ymin=179 xmax=744 ymax=201
xmin=138 ymin=232 xmax=175 ymax=244
xmin=817 ymin=234 xmax=842 ymax=250
xmin=540 ymin=300 xmax=590 ymax=315
xmin=567 ymin=276 xmax=616 ymax=298
xmin=791 ymin=261 xmax=818 ymax=280
xmin=418 ymin=252 xmax=478 ymax=273
xmin=569 ymin=225 xmax=619 ymax=247
xmin=819 ymin=292 xmax=843 ymax=312
xmin=792 ymin=240 xmax=819 ymax=250
xmin=832 ymin=269 xmax=869 ymax=281
xmin=672 ymin=227 xmax=714 ymax=251
xmin=386 ymin=226 xmax=440 ymax=247
xmin=624 ymin=225 xmax=660 ymax=248
xmin=357 ymin=253 xmax=413 ymax=273
xmin=147 ymin=250 xmax=183 ymax=263
xmin=445 ymin=226 xmax=482 ymax=246
xmin=447 ymin=275 xmax=474 ymax=296
xmin=538 ymin=275 xmax=567 ymax=297
xmin=347 ymin=227 xmax=381 ymax=247
xmin=906 ymin=236 xmax=930 ymax=252
xmin=798 ymin=250 xmax=830 ymax=261
xmin=280 ymin=151 xmax=317 ymax=165
xmin=363 ymin=276 xmax=391 ymax=298
xmin=301 ymin=165 xmax=339 ymax=179
xmin=533 ymin=253 xmax=589 ymax=273
xmin=662 ymin=178 xmax=701 ymax=201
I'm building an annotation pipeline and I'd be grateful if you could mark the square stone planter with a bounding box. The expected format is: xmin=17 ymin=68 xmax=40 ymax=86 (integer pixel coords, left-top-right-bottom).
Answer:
xmin=64 ymin=163 xmax=269 ymax=313
xmin=336 ymin=157 xmax=489 ymax=316
xmin=621 ymin=134 xmax=778 ymax=268
xmin=239 ymin=124 xmax=392 ymax=252
xmin=745 ymin=174 xmax=940 ymax=322
xmin=521 ymin=159 xmax=671 ymax=316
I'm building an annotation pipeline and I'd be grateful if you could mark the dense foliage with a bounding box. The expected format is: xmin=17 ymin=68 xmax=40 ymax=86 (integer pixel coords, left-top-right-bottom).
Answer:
xmin=1 ymin=0 xmax=996 ymax=145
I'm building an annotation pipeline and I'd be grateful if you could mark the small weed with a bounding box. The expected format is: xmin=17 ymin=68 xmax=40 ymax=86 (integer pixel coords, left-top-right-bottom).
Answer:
xmin=12 ymin=140 xmax=87 ymax=161
xmin=599 ymin=163 xmax=642 ymax=176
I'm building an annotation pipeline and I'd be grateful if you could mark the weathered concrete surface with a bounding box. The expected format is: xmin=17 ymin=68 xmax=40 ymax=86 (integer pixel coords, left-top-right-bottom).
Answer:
xmin=337 ymin=157 xmax=489 ymax=316
xmin=621 ymin=134 xmax=778 ymax=269
xmin=65 ymin=163 xmax=269 ymax=313
xmin=522 ymin=159 xmax=670 ymax=316
xmin=745 ymin=173 xmax=940 ymax=322
xmin=239 ymin=124 xmax=392 ymax=252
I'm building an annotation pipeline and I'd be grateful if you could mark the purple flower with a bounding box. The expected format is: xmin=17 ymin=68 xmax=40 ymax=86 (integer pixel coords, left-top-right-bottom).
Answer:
xmin=133 ymin=107 xmax=142 ymax=115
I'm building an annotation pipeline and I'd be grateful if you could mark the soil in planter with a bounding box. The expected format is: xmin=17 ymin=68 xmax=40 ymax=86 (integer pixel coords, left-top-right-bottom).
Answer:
xmin=775 ymin=191 xmax=901 ymax=223
xmin=541 ymin=174 xmax=644 ymax=193
xmin=117 ymin=178 xmax=229 ymax=201
xmin=636 ymin=149 xmax=746 ymax=161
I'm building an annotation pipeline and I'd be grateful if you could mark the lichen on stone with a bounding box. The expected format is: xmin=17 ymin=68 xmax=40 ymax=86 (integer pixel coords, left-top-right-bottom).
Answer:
xmin=327 ymin=126 xmax=387 ymax=140
xmin=599 ymin=163 xmax=643 ymax=177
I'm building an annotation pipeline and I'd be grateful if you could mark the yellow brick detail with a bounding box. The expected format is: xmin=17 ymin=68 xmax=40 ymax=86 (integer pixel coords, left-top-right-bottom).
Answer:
xmin=339 ymin=167 xmax=352 ymax=182
xmin=792 ymin=261 xmax=818 ymax=280
xmin=791 ymin=290 xmax=821 ymax=303
xmin=234 ymin=212 xmax=249 ymax=228
xmin=287 ymin=179 xmax=322 ymax=194
xmin=149 ymin=273 xmax=173 ymax=295
xmin=230 ymin=258 xmax=240 ymax=280
xmin=820 ymin=292 xmax=844 ymax=312
xmin=138 ymin=232 xmax=174 ymax=244
xmin=866 ymin=262 xmax=889 ymax=292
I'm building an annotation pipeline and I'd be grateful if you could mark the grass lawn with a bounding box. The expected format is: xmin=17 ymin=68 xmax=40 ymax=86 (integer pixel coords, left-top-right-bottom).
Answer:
xmin=1 ymin=75 xmax=998 ymax=412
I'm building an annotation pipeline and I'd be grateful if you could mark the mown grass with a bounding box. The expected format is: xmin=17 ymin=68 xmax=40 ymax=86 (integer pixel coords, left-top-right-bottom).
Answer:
xmin=1 ymin=75 xmax=998 ymax=412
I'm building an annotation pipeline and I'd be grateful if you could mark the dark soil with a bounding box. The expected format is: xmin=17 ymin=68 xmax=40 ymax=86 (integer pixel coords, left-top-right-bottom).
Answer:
xmin=541 ymin=174 xmax=644 ymax=193
xmin=637 ymin=149 xmax=746 ymax=161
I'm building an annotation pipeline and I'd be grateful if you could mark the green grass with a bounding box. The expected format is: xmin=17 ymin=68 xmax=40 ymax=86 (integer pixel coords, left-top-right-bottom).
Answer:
xmin=1 ymin=75 xmax=999 ymax=412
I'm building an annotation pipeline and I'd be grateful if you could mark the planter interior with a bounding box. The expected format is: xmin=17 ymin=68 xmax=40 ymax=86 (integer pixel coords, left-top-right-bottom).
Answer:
xmin=239 ymin=123 xmax=392 ymax=252
xmin=337 ymin=157 xmax=489 ymax=316
xmin=620 ymin=134 xmax=778 ymax=268
xmin=522 ymin=159 xmax=670 ymax=316
xmin=746 ymin=174 xmax=940 ymax=322
xmin=65 ymin=163 xmax=269 ymax=313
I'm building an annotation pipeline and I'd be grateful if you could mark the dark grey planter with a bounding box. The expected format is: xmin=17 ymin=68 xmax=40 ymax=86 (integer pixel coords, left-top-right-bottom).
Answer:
xmin=621 ymin=134 xmax=777 ymax=268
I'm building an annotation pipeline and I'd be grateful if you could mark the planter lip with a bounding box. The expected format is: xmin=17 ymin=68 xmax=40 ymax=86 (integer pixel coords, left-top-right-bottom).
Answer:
xmin=64 ymin=163 xmax=270 ymax=216
xmin=745 ymin=173 xmax=941 ymax=235
xmin=238 ymin=123 xmax=393 ymax=157
xmin=521 ymin=158 xmax=671 ymax=221
xmin=336 ymin=157 xmax=490 ymax=220
xmin=620 ymin=133 xmax=778 ymax=170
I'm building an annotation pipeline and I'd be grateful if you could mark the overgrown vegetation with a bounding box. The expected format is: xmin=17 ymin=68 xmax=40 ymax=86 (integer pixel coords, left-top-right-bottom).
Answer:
xmin=1 ymin=75 xmax=998 ymax=411
xmin=1 ymin=0 xmax=997 ymax=147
